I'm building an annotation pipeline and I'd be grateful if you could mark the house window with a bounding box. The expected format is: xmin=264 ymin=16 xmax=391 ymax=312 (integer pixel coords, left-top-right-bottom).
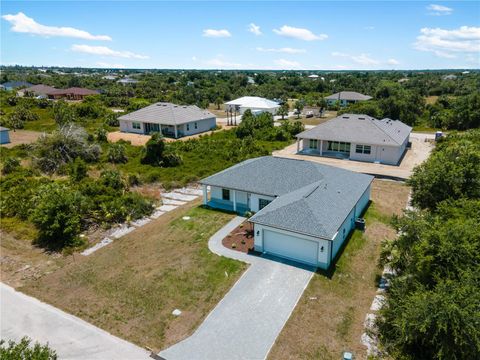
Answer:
xmin=356 ymin=144 xmax=372 ymax=154
xmin=194 ymin=122 xmax=198 ymax=129
xmin=186 ymin=123 xmax=190 ymax=131
xmin=309 ymin=139 xmax=318 ymax=149
xmin=222 ymin=189 xmax=230 ymax=201
xmin=259 ymin=198 xmax=272 ymax=210
xmin=132 ymin=122 xmax=141 ymax=130
xmin=328 ymin=141 xmax=350 ymax=153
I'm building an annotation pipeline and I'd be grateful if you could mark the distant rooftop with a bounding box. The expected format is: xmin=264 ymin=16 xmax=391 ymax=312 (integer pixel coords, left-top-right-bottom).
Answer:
xmin=225 ymin=96 xmax=280 ymax=109
xmin=296 ymin=114 xmax=412 ymax=146
xmin=325 ymin=91 xmax=372 ymax=101
xmin=118 ymin=102 xmax=215 ymax=125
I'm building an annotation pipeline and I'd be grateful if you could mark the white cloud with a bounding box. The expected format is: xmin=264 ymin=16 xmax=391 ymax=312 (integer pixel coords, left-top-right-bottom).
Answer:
xmin=205 ymin=57 xmax=244 ymax=69
xmin=96 ymin=62 xmax=126 ymax=68
xmin=71 ymin=44 xmax=149 ymax=59
xmin=202 ymin=29 xmax=231 ymax=38
xmin=256 ymin=47 xmax=306 ymax=54
xmin=248 ymin=23 xmax=262 ymax=35
xmin=364 ymin=26 xmax=375 ymax=30
xmin=192 ymin=56 xmax=197 ymax=61
xmin=2 ymin=12 xmax=111 ymax=40
xmin=273 ymin=59 xmax=302 ymax=69
xmin=387 ymin=58 xmax=400 ymax=65
xmin=273 ymin=25 xmax=327 ymax=41
xmin=332 ymin=52 xmax=399 ymax=67
xmin=427 ymin=4 xmax=453 ymax=16
xmin=414 ymin=26 xmax=480 ymax=58
xmin=332 ymin=51 xmax=379 ymax=65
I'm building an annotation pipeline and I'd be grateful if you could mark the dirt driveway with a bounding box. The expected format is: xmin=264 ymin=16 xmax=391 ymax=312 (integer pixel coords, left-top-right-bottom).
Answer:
xmin=273 ymin=132 xmax=434 ymax=180
xmin=1 ymin=130 xmax=43 ymax=148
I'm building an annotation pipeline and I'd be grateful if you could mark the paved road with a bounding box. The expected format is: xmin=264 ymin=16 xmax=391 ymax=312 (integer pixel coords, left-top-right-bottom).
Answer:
xmin=0 ymin=283 xmax=150 ymax=360
xmin=159 ymin=217 xmax=314 ymax=360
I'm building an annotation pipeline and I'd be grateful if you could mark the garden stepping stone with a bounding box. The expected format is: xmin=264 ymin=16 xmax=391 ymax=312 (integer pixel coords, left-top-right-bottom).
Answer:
xmin=161 ymin=198 xmax=186 ymax=206
xmin=81 ymin=237 xmax=113 ymax=256
xmin=175 ymin=187 xmax=203 ymax=196
xmin=158 ymin=204 xmax=178 ymax=212
xmin=161 ymin=192 xmax=197 ymax=202
xmin=150 ymin=210 xmax=165 ymax=219
xmin=131 ymin=217 xmax=152 ymax=227
xmin=110 ymin=225 xmax=136 ymax=239
xmin=370 ymin=294 xmax=385 ymax=311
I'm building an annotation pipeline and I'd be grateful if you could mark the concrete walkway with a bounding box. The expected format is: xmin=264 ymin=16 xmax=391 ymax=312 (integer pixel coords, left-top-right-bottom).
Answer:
xmin=159 ymin=217 xmax=314 ymax=360
xmin=0 ymin=283 xmax=149 ymax=360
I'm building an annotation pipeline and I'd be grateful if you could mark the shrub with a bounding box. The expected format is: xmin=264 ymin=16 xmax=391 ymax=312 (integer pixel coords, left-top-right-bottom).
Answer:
xmin=95 ymin=127 xmax=108 ymax=142
xmin=127 ymin=173 xmax=140 ymax=187
xmin=100 ymin=169 xmax=125 ymax=190
xmin=53 ymin=100 xmax=76 ymax=126
xmin=2 ymin=157 xmax=20 ymax=175
xmin=68 ymin=158 xmax=88 ymax=182
xmin=104 ymin=112 xmax=119 ymax=127
xmin=33 ymin=124 xmax=101 ymax=174
xmin=0 ymin=337 xmax=57 ymax=360
xmin=162 ymin=152 xmax=182 ymax=167
xmin=30 ymin=183 xmax=85 ymax=249
xmin=107 ymin=143 xmax=128 ymax=164
xmin=141 ymin=132 xmax=165 ymax=166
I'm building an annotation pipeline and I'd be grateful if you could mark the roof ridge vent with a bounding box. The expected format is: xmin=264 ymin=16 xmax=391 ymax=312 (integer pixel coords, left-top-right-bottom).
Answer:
xmin=342 ymin=116 xmax=349 ymax=119
xmin=358 ymin=117 xmax=365 ymax=120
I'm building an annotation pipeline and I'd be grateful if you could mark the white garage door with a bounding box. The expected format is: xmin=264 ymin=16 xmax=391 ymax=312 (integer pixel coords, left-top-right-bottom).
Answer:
xmin=263 ymin=229 xmax=318 ymax=266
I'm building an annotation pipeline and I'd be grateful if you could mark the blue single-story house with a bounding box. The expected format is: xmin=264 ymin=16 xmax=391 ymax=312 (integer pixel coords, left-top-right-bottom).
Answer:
xmin=0 ymin=127 xmax=11 ymax=144
xmin=200 ymin=156 xmax=373 ymax=269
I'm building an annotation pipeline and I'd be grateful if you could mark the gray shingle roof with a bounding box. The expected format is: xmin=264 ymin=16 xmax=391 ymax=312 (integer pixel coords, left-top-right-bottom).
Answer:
xmin=201 ymin=156 xmax=373 ymax=239
xmin=24 ymin=84 xmax=57 ymax=96
xmin=296 ymin=114 xmax=412 ymax=146
xmin=118 ymin=102 xmax=215 ymax=125
xmin=325 ymin=91 xmax=372 ymax=101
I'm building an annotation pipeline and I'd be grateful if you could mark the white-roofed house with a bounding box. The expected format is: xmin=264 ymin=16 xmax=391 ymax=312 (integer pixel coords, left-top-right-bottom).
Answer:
xmin=118 ymin=102 xmax=216 ymax=138
xmin=296 ymin=114 xmax=412 ymax=165
xmin=224 ymin=96 xmax=280 ymax=115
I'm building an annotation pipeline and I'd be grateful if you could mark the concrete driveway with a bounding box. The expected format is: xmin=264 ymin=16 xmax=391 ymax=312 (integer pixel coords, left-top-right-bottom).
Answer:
xmin=273 ymin=132 xmax=434 ymax=180
xmin=159 ymin=217 xmax=314 ymax=360
xmin=0 ymin=283 xmax=149 ymax=360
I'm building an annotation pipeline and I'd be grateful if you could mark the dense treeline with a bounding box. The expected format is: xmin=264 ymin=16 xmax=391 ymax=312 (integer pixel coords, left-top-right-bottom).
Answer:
xmin=1 ymin=67 xmax=479 ymax=129
xmin=377 ymin=130 xmax=480 ymax=359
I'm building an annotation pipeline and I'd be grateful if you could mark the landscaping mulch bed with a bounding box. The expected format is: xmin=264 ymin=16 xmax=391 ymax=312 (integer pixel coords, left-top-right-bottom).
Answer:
xmin=222 ymin=223 xmax=254 ymax=253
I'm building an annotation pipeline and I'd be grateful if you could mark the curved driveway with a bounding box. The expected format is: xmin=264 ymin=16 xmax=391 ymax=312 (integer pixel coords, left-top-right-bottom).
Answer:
xmin=159 ymin=216 xmax=314 ymax=360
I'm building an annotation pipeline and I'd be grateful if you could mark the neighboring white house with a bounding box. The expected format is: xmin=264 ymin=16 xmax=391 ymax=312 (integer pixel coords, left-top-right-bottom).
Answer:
xmin=296 ymin=114 xmax=412 ymax=165
xmin=325 ymin=91 xmax=372 ymax=107
xmin=0 ymin=127 xmax=11 ymax=144
xmin=118 ymin=102 xmax=216 ymax=138
xmin=200 ymin=156 xmax=373 ymax=269
xmin=225 ymin=96 xmax=280 ymax=115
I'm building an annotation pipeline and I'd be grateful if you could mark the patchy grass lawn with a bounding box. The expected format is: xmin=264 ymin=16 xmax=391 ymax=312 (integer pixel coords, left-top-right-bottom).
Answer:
xmin=268 ymin=179 xmax=410 ymax=360
xmin=13 ymin=203 xmax=245 ymax=352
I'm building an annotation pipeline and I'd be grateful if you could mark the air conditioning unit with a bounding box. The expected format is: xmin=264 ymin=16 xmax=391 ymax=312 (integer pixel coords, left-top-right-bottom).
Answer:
xmin=355 ymin=218 xmax=366 ymax=231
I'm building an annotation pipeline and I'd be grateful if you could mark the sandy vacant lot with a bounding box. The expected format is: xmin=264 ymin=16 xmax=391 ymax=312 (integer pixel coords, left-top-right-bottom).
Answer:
xmin=273 ymin=132 xmax=434 ymax=180
xmin=1 ymin=130 xmax=43 ymax=148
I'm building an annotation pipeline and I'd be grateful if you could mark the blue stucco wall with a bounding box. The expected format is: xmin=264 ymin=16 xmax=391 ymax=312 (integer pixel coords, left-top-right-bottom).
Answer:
xmin=331 ymin=183 xmax=371 ymax=260
xmin=0 ymin=130 xmax=10 ymax=144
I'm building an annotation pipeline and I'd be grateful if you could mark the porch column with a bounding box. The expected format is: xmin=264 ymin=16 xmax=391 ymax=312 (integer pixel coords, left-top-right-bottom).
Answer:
xmin=297 ymin=139 xmax=300 ymax=153
xmin=232 ymin=189 xmax=237 ymax=212
xmin=320 ymin=140 xmax=323 ymax=156
xmin=174 ymin=125 xmax=178 ymax=138
xmin=202 ymin=184 xmax=208 ymax=205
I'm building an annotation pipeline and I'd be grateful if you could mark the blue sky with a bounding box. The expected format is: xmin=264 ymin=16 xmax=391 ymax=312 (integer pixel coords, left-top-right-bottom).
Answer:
xmin=1 ymin=1 xmax=479 ymax=70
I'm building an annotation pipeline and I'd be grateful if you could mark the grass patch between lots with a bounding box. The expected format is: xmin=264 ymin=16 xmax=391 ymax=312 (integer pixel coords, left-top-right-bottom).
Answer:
xmin=268 ymin=179 xmax=410 ymax=360
xmin=17 ymin=203 xmax=245 ymax=351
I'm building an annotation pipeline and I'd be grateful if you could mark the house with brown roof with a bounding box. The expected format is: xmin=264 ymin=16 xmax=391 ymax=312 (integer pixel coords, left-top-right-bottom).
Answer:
xmin=47 ymin=87 xmax=99 ymax=100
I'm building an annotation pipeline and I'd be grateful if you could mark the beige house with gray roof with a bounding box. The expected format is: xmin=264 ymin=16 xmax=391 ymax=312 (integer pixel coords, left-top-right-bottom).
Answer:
xmin=296 ymin=114 xmax=411 ymax=165
xmin=118 ymin=102 xmax=216 ymax=138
